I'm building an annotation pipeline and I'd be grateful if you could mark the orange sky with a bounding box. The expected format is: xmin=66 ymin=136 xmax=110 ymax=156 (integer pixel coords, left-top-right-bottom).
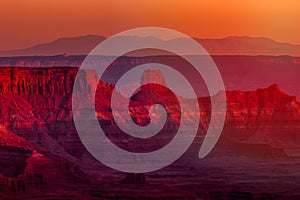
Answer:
xmin=0 ymin=0 xmax=299 ymax=51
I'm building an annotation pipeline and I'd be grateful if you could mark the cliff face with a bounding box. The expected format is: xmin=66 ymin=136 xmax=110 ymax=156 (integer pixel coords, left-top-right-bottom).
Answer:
xmin=224 ymin=84 xmax=300 ymax=128
xmin=0 ymin=66 xmax=299 ymax=162
xmin=0 ymin=67 xmax=99 ymax=163
xmin=0 ymin=67 xmax=76 ymax=128
xmin=0 ymin=67 xmax=75 ymax=95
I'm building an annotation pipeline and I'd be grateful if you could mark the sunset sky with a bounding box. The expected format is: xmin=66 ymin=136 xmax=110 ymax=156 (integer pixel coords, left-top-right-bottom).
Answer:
xmin=0 ymin=0 xmax=299 ymax=51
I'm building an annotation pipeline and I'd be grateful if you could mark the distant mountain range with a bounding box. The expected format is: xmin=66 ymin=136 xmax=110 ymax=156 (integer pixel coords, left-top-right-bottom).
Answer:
xmin=0 ymin=35 xmax=300 ymax=57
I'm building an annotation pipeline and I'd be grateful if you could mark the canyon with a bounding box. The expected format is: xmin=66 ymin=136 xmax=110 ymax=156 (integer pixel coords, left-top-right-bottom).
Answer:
xmin=0 ymin=55 xmax=299 ymax=198
xmin=0 ymin=65 xmax=298 ymax=160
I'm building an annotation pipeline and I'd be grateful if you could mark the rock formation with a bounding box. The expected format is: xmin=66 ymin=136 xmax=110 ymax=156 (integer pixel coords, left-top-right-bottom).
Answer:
xmin=0 ymin=65 xmax=298 ymax=164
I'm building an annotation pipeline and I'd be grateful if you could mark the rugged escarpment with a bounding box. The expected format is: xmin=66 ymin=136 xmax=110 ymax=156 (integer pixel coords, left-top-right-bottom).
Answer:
xmin=222 ymin=84 xmax=299 ymax=128
xmin=1 ymin=67 xmax=296 ymax=128
xmin=0 ymin=66 xmax=299 ymax=162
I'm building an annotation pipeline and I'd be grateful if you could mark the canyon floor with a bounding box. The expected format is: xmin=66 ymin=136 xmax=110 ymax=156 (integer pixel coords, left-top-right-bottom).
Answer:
xmin=5 ymin=156 xmax=300 ymax=199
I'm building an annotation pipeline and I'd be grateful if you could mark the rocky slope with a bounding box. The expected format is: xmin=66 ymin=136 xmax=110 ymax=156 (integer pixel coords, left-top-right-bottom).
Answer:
xmin=0 ymin=125 xmax=87 ymax=196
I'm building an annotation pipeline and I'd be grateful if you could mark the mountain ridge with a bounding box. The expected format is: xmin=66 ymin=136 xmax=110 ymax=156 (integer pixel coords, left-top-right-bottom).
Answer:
xmin=1 ymin=35 xmax=300 ymax=57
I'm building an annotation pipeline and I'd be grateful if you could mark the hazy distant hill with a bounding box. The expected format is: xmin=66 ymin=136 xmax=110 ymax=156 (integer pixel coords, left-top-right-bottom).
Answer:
xmin=196 ymin=36 xmax=300 ymax=56
xmin=1 ymin=35 xmax=300 ymax=57
xmin=0 ymin=35 xmax=105 ymax=57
